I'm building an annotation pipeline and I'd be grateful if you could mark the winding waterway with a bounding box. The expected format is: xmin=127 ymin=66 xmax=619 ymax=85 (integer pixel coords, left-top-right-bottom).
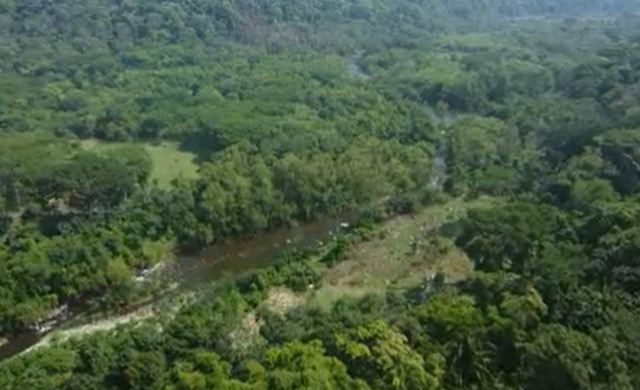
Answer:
xmin=344 ymin=54 xmax=462 ymax=188
xmin=0 ymin=213 xmax=356 ymax=362
xmin=1 ymin=56 xmax=459 ymax=363
xmin=0 ymin=63 xmax=368 ymax=362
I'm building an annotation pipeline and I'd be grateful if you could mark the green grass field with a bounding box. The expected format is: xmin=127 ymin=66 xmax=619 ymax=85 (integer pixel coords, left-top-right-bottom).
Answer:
xmin=80 ymin=140 xmax=199 ymax=188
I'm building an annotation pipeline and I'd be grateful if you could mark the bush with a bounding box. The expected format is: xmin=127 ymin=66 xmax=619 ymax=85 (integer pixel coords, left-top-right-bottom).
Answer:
xmin=283 ymin=261 xmax=322 ymax=292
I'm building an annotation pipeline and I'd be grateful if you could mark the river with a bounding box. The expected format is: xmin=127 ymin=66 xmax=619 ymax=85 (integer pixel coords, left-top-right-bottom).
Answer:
xmin=1 ymin=57 xmax=456 ymax=363
xmin=0 ymin=57 xmax=369 ymax=361
xmin=178 ymin=213 xmax=357 ymax=285
xmin=0 ymin=213 xmax=356 ymax=363
xmin=345 ymin=54 xmax=461 ymax=189
xmin=422 ymin=105 xmax=463 ymax=188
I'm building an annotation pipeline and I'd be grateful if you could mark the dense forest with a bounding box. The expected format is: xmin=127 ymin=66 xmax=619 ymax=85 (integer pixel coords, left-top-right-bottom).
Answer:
xmin=3 ymin=0 xmax=640 ymax=389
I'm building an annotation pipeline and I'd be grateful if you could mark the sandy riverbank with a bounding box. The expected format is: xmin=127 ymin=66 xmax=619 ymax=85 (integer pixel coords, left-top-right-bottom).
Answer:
xmin=21 ymin=288 xmax=194 ymax=356
xmin=23 ymin=306 xmax=156 ymax=354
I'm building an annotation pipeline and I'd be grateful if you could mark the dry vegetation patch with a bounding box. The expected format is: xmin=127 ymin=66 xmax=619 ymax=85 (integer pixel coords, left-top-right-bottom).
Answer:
xmin=319 ymin=198 xmax=497 ymax=301
xmin=230 ymin=288 xmax=303 ymax=351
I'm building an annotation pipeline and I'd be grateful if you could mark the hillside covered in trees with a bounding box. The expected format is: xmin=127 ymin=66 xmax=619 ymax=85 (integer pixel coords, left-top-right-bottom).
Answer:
xmin=3 ymin=0 xmax=640 ymax=389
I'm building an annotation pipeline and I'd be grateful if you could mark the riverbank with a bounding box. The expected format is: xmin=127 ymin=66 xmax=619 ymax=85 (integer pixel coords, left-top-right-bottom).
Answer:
xmin=25 ymin=307 xmax=156 ymax=354
xmin=21 ymin=285 xmax=194 ymax=356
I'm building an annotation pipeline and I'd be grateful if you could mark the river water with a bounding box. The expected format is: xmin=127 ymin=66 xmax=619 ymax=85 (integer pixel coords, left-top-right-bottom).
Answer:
xmin=0 ymin=214 xmax=355 ymax=362
xmin=178 ymin=213 xmax=356 ymax=285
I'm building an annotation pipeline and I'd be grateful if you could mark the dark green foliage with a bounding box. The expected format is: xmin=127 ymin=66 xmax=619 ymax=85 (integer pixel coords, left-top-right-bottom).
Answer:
xmin=36 ymin=152 xmax=137 ymax=211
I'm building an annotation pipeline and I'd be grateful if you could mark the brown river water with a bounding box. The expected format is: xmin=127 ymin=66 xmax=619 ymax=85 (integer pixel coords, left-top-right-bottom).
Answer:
xmin=0 ymin=213 xmax=356 ymax=362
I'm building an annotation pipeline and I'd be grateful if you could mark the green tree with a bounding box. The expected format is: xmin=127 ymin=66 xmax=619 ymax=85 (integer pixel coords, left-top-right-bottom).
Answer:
xmin=335 ymin=320 xmax=444 ymax=390
xmin=124 ymin=351 xmax=167 ymax=390
xmin=261 ymin=341 xmax=370 ymax=390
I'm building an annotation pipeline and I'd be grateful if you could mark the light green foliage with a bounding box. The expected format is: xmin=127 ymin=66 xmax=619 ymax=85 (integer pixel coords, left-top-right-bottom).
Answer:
xmin=0 ymin=347 xmax=77 ymax=390
xmin=81 ymin=141 xmax=197 ymax=189
xmin=372 ymin=51 xmax=475 ymax=109
xmin=167 ymin=351 xmax=249 ymax=390
xmin=124 ymin=350 xmax=167 ymax=390
xmin=262 ymin=341 xmax=368 ymax=390
xmin=336 ymin=320 xmax=444 ymax=390
xmin=411 ymin=294 xmax=496 ymax=387
xmin=445 ymin=116 xmax=521 ymax=195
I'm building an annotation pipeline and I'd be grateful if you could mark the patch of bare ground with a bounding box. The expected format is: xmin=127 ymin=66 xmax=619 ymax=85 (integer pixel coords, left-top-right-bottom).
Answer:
xmin=229 ymin=312 xmax=264 ymax=351
xmin=264 ymin=288 xmax=303 ymax=316
xmin=230 ymin=288 xmax=303 ymax=351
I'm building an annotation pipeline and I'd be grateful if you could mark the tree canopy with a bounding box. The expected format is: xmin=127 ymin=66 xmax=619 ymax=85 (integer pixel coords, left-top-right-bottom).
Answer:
xmin=3 ymin=1 xmax=640 ymax=390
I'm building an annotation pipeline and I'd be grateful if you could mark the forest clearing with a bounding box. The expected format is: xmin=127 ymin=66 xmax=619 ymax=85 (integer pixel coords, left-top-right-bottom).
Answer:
xmin=80 ymin=140 xmax=200 ymax=188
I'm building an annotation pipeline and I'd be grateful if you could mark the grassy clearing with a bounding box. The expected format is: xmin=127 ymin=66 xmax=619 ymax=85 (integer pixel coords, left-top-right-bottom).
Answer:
xmin=80 ymin=140 xmax=199 ymax=188
xmin=308 ymin=284 xmax=381 ymax=312
xmin=315 ymin=197 xmax=499 ymax=304
xmin=144 ymin=142 xmax=199 ymax=188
